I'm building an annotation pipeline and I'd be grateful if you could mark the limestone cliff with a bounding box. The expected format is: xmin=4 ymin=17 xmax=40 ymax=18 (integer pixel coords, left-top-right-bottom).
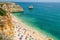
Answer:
xmin=6 ymin=2 xmax=24 ymax=12
xmin=0 ymin=3 xmax=14 ymax=40
xmin=0 ymin=2 xmax=24 ymax=40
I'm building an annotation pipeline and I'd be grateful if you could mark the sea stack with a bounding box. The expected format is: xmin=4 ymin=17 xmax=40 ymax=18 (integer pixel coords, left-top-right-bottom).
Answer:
xmin=29 ymin=5 xmax=33 ymax=9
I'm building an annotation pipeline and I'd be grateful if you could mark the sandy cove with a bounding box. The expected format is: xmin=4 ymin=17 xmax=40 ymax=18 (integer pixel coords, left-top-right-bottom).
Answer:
xmin=0 ymin=2 xmax=53 ymax=40
xmin=11 ymin=14 xmax=53 ymax=40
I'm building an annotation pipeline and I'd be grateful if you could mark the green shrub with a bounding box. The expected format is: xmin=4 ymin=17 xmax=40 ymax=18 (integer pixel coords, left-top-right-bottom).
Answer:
xmin=0 ymin=37 xmax=2 ymax=40
xmin=0 ymin=8 xmax=6 ymax=16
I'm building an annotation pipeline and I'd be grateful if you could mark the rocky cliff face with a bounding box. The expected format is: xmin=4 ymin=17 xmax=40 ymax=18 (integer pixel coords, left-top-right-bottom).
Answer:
xmin=0 ymin=3 xmax=14 ymax=40
xmin=6 ymin=2 xmax=24 ymax=12
xmin=0 ymin=2 xmax=24 ymax=12
xmin=0 ymin=2 xmax=23 ymax=40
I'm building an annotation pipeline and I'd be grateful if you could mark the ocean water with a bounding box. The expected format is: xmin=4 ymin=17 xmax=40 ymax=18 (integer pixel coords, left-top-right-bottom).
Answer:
xmin=12 ymin=2 xmax=60 ymax=40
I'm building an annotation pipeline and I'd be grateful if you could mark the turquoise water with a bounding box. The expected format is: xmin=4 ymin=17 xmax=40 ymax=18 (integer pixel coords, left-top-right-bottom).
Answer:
xmin=12 ymin=2 xmax=60 ymax=40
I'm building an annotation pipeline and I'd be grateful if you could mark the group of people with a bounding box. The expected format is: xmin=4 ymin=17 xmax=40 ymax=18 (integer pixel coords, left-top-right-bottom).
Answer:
xmin=12 ymin=19 xmax=35 ymax=40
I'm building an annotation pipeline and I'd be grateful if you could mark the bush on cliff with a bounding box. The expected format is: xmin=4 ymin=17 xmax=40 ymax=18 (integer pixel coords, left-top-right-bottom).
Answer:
xmin=0 ymin=8 xmax=6 ymax=16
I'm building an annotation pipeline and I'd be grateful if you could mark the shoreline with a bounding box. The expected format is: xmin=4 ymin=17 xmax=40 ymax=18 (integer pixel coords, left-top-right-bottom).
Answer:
xmin=11 ymin=14 xmax=49 ymax=40
xmin=11 ymin=14 xmax=59 ymax=40
xmin=0 ymin=2 xmax=59 ymax=40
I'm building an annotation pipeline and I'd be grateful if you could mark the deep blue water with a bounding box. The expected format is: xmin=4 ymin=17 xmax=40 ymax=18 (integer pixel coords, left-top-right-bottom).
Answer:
xmin=13 ymin=2 xmax=60 ymax=40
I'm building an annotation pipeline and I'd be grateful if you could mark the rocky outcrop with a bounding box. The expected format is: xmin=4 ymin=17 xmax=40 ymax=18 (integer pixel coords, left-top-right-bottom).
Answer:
xmin=0 ymin=2 xmax=24 ymax=12
xmin=0 ymin=2 xmax=24 ymax=40
xmin=0 ymin=4 xmax=14 ymax=40
xmin=6 ymin=2 xmax=24 ymax=12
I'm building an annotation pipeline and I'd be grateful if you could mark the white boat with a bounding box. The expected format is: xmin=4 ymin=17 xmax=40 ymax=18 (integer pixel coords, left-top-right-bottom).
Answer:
xmin=29 ymin=5 xmax=33 ymax=9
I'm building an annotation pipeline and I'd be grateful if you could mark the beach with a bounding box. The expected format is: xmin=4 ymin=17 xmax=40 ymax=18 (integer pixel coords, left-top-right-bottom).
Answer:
xmin=0 ymin=2 xmax=60 ymax=40
xmin=12 ymin=2 xmax=60 ymax=40
xmin=11 ymin=14 xmax=53 ymax=40
xmin=0 ymin=2 xmax=50 ymax=40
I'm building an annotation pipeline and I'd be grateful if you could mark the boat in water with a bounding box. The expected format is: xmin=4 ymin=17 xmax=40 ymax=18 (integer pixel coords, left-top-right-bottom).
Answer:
xmin=29 ymin=5 xmax=33 ymax=9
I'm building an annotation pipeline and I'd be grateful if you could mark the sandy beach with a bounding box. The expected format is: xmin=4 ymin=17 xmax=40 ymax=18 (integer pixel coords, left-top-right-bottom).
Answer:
xmin=0 ymin=2 xmax=57 ymax=40
xmin=11 ymin=14 xmax=53 ymax=40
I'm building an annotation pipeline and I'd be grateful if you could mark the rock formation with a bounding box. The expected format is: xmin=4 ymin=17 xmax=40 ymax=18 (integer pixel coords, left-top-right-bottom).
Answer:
xmin=0 ymin=3 xmax=14 ymax=40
